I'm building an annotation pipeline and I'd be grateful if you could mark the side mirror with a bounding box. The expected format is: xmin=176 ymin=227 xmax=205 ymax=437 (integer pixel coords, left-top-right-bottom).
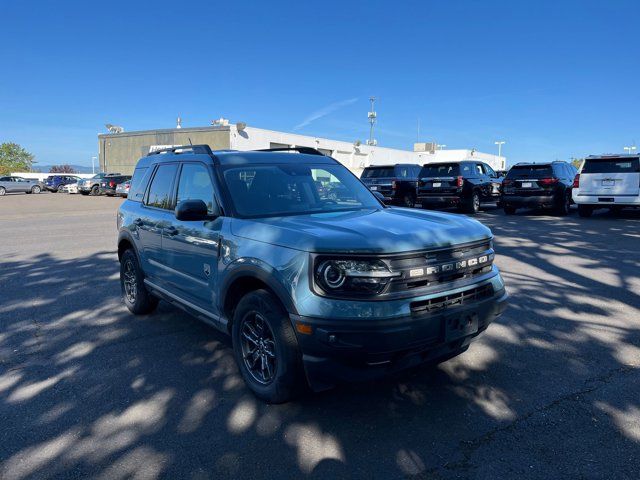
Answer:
xmin=175 ymin=199 xmax=211 ymax=221
xmin=372 ymin=191 xmax=386 ymax=203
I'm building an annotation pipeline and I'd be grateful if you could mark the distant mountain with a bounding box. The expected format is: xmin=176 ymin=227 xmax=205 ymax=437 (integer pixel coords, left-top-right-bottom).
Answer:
xmin=33 ymin=164 xmax=96 ymax=174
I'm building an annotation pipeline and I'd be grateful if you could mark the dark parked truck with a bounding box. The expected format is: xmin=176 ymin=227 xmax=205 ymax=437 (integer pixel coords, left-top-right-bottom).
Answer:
xmin=360 ymin=164 xmax=422 ymax=207
xmin=417 ymin=161 xmax=502 ymax=213
xmin=501 ymin=161 xmax=577 ymax=215
xmin=117 ymin=146 xmax=508 ymax=402
xmin=79 ymin=172 xmax=121 ymax=195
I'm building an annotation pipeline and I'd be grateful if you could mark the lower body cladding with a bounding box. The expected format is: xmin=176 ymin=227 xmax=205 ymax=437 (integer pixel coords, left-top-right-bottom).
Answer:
xmin=290 ymin=278 xmax=508 ymax=391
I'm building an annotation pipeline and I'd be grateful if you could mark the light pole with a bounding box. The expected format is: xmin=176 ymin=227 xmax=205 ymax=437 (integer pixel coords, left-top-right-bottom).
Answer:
xmin=91 ymin=156 xmax=97 ymax=175
xmin=623 ymin=146 xmax=637 ymax=155
xmin=495 ymin=141 xmax=506 ymax=169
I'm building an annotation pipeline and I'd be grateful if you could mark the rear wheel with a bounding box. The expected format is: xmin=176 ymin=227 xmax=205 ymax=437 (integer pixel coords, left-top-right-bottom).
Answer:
xmin=465 ymin=191 xmax=480 ymax=214
xmin=232 ymin=289 xmax=304 ymax=403
xmin=0 ymin=187 xmax=5 ymax=196
xmin=555 ymin=191 xmax=571 ymax=216
xmin=120 ymin=249 xmax=158 ymax=315
xmin=503 ymin=205 xmax=517 ymax=215
xmin=578 ymin=204 xmax=593 ymax=218
xmin=31 ymin=185 xmax=41 ymax=194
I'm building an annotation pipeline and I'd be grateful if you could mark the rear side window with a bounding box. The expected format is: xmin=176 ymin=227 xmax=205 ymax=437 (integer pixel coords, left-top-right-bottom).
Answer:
xmin=361 ymin=167 xmax=396 ymax=178
xmin=128 ymin=167 xmax=151 ymax=202
xmin=145 ymin=164 xmax=178 ymax=209
xmin=176 ymin=163 xmax=217 ymax=214
xmin=419 ymin=163 xmax=461 ymax=177
xmin=582 ymin=157 xmax=640 ymax=174
xmin=506 ymin=165 xmax=553 ymax=178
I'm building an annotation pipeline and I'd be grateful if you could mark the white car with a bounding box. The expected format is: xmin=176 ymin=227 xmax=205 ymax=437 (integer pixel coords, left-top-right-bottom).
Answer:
xmin=59 ymin=182 xmax=79 ymax=194
xmin=572 ymin=154 xmax=640 ymax=217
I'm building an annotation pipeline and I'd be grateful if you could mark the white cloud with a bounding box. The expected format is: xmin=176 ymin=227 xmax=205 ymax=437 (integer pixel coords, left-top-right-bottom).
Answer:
xmin=293 ymin=97 xmax=358 ymax=131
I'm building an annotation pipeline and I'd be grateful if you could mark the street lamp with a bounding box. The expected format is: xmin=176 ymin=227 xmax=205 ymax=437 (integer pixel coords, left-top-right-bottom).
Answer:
xmin=623 ymin=146 xmax=637 ymax=155
xmin=91 ymin=156 xmax=97 ymax=175
xmin=495 ymin=141 xmax=506 ymax=169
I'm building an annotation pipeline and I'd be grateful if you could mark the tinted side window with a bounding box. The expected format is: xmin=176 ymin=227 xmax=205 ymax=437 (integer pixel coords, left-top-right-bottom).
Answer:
xmin=176 ymin=163 xmax=217 ymax=214
xmin=145 ymin=164 xmax=178 ymax=209
xmin=484 ymin=164 xmax=496 ymax=177
xmin=128 ymin=167 xmax=151 ymax=202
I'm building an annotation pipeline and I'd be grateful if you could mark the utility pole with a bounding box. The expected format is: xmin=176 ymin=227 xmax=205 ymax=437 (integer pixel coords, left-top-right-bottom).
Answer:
xmin=91 ymin=156 xmax=97 ymax=175
xmin=623 ymin=145 xmax=637 ymax=155
xmin=367 ymin=97 xmax=377 ymax=146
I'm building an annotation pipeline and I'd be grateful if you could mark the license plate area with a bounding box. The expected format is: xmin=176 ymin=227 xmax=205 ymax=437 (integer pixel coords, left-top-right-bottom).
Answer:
xmin=602 ymin=180 xmax=615 ymax=187
xmin=445 ymin=313 xmax=479 ymax=342
xmin=521 ymin=182 xmax=533 ymax=188
xmin=432 ymin=182 xmax=441 ymax=188
xmin=370 ymin=186 xmax=378 ymax=191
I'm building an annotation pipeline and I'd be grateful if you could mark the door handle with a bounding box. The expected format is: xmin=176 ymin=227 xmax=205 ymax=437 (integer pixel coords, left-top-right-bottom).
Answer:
xmin=164 ymin=226 xmax=178 ymax=236
xmin=133 ymin=218 xmax=144 ymax=227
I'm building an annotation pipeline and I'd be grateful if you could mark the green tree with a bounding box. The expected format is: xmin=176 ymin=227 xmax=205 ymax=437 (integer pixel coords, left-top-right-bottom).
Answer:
xmin=571 ymin=158 xmax=584 ymax=170
xmin=0 ymin=142 xmax=36 ymax=175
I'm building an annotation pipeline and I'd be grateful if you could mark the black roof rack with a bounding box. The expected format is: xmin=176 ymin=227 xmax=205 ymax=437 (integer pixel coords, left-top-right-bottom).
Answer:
xmin=146 ymin=145 xmax=213 ymax=156
xmin=255 ymin=147 xmax=324 ymax=156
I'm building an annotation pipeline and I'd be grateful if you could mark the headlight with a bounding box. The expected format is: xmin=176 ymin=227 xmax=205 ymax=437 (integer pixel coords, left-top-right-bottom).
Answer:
xmin=314 ymin=258 xmax=400 ymax=296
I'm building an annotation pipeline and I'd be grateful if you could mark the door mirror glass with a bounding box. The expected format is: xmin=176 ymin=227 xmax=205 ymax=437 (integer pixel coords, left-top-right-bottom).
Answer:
xmin=175 ymin=199 xmax=212 ymax=221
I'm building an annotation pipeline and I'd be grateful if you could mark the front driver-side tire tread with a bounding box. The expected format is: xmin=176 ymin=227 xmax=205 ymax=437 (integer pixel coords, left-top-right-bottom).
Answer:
xmin=120 ymin=249 xmax=158 ymax=315
xmin=232 ymin=289 xmax=304 ymax=403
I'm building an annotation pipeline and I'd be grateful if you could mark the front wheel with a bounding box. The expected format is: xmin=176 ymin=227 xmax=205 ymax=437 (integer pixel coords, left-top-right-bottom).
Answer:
xmin=90 ymin=185 xmax=100 ymax=196
xmin=555 ymin=192 xmax=571 ymax=216
xmin=578 ymin=205 xmax=593 ymax=218
xmin=402 ymin=193 xmax=416 ymax=208
xmin=0 ymin=187 xmax=5 ymax=196
xmin=120 ymin=249 xmax=158 ymax=315
xmin=232 ymin=289 xmax=304 ymax=403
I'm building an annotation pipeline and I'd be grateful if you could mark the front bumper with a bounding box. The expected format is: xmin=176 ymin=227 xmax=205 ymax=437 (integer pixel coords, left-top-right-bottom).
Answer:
xmin=292 ymin=285 xmax=508 ymax=391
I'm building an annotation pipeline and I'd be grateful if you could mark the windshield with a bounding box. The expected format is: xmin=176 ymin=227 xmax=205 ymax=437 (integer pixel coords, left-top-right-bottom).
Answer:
xmin=506 ymin=165 xmax=553 ymax=178
xmin=222 ymin=164 xmax=381 ymax=217
xmin=419 ymin=163 xmax=460 ymax=177
xmin=361 ymin=167 xmax=396 ymax=178
xmin=582 ymin=157 xmax=640 ymax=174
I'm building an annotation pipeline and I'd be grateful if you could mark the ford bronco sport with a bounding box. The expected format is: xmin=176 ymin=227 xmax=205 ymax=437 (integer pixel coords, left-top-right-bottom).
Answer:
xmin=117 ymin=145 xmax=508 ymax=403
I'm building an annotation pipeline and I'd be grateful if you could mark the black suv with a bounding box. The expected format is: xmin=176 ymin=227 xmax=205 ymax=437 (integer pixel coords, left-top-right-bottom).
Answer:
xmin=98 ymin=174 xmax=131 ymax=196
xmin=500 ymin=161 xmax=577 ymax=215
xmin=360 ymin=164 xmax=421 ymax=207
xmin=417 ymin=161 xmax=502 ymax=214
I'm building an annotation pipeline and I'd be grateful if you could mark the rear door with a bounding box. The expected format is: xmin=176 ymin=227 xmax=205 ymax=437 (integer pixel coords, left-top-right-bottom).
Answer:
xmin=360 ymin=166 xmax=396 ymax=197
xmin=580 ymin=157 xmax=640 ymax=196
xmin=418 ymin=163 xmax=462 ymax=196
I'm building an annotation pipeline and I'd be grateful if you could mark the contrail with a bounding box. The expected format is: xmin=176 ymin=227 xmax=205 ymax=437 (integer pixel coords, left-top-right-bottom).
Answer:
xmin=293 ymin=97 xmax=358 ymax=131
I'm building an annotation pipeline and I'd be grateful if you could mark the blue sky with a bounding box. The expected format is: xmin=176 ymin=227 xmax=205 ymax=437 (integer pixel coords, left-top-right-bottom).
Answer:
xmin=1 ymin=0 xmax=638 ymax=167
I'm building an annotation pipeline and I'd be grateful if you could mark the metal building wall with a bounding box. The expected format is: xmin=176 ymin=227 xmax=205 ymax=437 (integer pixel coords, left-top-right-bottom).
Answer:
xmin=98 ymin=127 xmax=231 ymax=174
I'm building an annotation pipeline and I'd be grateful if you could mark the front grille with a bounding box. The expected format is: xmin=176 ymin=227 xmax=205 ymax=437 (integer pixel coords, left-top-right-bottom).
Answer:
xmin=410 ymin=284 xmax=494 ymax=315
xmin=385 ymin=241 xmax=493 ymax=294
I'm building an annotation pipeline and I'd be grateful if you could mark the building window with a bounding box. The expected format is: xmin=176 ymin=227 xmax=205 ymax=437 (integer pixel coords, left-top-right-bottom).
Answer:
xmin=270 ymin=142 xmax=290 ymax=150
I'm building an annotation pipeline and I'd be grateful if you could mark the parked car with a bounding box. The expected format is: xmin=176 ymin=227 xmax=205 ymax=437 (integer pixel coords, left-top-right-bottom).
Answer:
xmin=500 ymin=161 xmax=577 ymax=215
xmin=417 ymin=161 xmax=502 ymax=213
xmin=58 ymin=179 xmax=80 ymax=194
xmin=99 ymin=175 xmax=131 ymax=196
xmin=44 ymin=175 xmax=80 ymax=192
xmin=79 ymin=172 xmax=121 ymax=195
xmin=117 ymin=145 xmax=508 ymax=402
xmin=0 ymin=176 xmax=44 ymax=195
xmin=360 ymin=164 xmax=422 ymax=207
xmin=115 ymin=180 xmax=131 ymax=197
xmin=573 ymin=154 xmax=640 ymax=217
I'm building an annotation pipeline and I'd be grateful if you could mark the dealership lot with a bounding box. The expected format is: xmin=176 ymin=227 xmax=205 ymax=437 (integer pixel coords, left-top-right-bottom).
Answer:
xmin=1 ymin=194 xmax=639 ymax=479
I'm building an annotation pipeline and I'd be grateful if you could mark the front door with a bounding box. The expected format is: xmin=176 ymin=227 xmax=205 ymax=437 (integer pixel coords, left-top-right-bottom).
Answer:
xmin=161 ymin=162 xmax=222 ymax=315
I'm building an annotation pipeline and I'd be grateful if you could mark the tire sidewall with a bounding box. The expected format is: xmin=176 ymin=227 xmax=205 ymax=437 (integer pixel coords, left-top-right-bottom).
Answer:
xmin=32 ymin=185 xmax=41 ymax=194
xmin=120 ymin=249 xmax=157 ymax=314
xmin=0 ymin=187 xmax=5 ymax=196
xmin=232 ymin=290 xmax=302 ymax=403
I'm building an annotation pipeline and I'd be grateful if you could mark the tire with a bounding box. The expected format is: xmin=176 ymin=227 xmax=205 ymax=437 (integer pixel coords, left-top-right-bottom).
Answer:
xmin=232 ymin=289 xmax=304 ymax=403
xmin=31 ymin=185 xmax=41 ymax=194
xmin=0 ymin=187 xmax=5 ymax=196
xmin=555 ymin=191 xmax=571 ymax=216
xmin=503 ymin=205 xmax=517 ymax=215
xmin=120 ymin=249 xmax=158 ymax=315
xmin=90 ymin=184 xmax=100 ymax=196
xmin=578 ymin=204 xmax=593 ymax=218
xmin=465 ymin=191 xmax=480 ymax=214
xmin=402 ymin=193 xmax=416 ymax=208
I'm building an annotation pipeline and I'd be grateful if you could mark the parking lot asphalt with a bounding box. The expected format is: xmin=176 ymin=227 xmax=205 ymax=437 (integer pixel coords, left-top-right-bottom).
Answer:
xmin=1 ymin=193 xmax=639 ymax=479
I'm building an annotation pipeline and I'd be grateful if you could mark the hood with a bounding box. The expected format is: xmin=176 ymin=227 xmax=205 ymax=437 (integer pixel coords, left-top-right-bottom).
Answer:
xmin=230 ymin=207 xmax=492 ymax=254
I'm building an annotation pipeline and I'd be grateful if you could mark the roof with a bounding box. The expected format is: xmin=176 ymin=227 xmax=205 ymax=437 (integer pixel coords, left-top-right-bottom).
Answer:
xmin=364 ymin=164 xmax=416 ymax=168
xmin=135 ymin=145 xmax=339 ymax=169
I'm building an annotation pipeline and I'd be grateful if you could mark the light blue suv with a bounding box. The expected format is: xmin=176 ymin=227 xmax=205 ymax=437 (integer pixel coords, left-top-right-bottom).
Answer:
xmin=117 ymin=145 xmax=508 ymax=402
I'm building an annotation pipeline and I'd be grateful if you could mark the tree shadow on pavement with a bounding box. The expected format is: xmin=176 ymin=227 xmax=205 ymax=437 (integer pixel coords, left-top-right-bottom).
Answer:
xmin=0 ymin=209 xmax=639 ymax=479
